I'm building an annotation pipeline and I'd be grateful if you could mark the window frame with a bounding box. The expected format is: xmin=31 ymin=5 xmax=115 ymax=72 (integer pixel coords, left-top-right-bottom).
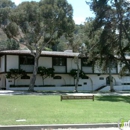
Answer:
xmin=19 ymin=55 xmax=34 ymax=65
xmin=52 ymin=57 xmax=66 ymax=66
xmin=81 ymin=58 xmax=93 ymax=67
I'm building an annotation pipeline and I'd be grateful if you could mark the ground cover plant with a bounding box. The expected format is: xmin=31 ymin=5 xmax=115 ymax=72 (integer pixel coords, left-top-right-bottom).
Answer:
xmin=0 ymin=95 xmax=130 ymax=125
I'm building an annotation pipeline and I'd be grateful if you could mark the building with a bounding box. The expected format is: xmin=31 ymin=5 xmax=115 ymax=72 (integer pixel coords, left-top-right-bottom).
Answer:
xmin=0 ymin=50 xmax=129 ymax=91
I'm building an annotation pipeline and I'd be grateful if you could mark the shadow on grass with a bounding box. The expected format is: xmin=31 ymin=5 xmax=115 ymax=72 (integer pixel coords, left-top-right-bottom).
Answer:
xmin=96 ymin=96 xmax=130 ymax=103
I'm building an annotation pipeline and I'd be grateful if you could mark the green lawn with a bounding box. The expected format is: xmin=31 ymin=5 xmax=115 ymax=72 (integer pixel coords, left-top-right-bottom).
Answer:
xmin=0 ymin=95 xmax=130 ymax=125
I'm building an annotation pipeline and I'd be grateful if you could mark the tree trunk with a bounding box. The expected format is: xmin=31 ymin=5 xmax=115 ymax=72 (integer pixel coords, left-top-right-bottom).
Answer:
xmin=14 ymin=78 xmax=16 ymax=86
xmin=42 ymin=77 xmax=44 ymax=86
xmin=75 ymin=60 xmax=79 ymax=92
xmin=28 ymin=56 xmax=39 ymax=92
xmin=109 ymin=61 xmax=114 ymax=92
xmin=89 ymin=77 xmax=93 ymax=92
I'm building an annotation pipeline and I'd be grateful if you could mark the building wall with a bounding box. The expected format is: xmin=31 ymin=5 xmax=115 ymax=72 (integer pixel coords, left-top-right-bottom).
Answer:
xmin=67 ymin=58 xmax=80 ymax=72
xmin=94 ymin=65 xmax=103 ymax=73
xmin=6 ymin=74 xmax=124 ymax=91
xmin=117 ymin=62 xmax=124 ymax=73
xmin=20 ymin=65 xmax=34 ymax=72
xmin=34 ymin=74 xmax=73 ymax=86
xmin=6 ymin=55 xmax=19 ymax=71
xmin=39 ymin=57 xmax=52 ymax=68
xmin=2 ymin=53 xmax=130 ymax=91
xmin=0 ymin=56 xmax=5 ymax=72
xmin=0 ymin=74 xmax=6 ymax=88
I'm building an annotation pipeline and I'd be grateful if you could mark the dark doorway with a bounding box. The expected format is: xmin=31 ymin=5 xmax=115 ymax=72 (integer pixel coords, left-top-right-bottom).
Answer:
xmin=106 ymin=76 xmax=114 ymax=85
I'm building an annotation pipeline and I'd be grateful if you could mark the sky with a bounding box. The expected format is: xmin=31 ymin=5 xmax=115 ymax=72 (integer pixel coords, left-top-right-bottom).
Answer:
xmin=11 ymin=0 xmax=94 ymax=24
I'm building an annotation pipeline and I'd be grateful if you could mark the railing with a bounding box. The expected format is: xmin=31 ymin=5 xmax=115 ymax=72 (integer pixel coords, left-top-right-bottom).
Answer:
xmin=94 ymin=83 xmax=106 ymax=91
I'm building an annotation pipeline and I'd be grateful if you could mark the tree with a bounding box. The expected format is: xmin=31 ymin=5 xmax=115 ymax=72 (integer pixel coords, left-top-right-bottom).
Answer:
xmin=86 ymin=0 xmax=130 ymax=91
xmin=68 ymin=24 xmax=86 ymax=52
xmin=0 ymin=0 xmax=16 ymax=50
xmin=6 ymin=69 xmax=26 ymax=86
xmin=38 ymin=66 xmax=55 ymax=85
xmin=86 ymin=0 xmax=130 ymax=67
xmin=3 ymin=0 xmax=75 ymax=91
xmin=6 ymin=39 xmax=19 ymax=50
xmin=52 ymin=24 xmax=87 ymax=52
xmin=0 ymin=0 xmax=15 ymax=28
xmin=69 ymin=69 xmax=86 ymax=92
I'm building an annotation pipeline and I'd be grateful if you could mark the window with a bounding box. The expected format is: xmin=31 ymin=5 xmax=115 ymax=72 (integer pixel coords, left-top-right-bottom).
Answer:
xmin=111 ymin=61 xmax=117 ymax=68
xmin=81 ymin=59 xmax=93 ymax=73
xmin=20 ymin=56 xmax=34 ymax=65
xmin=82 ymin=59 xmax=93 ymax=67
xmin=84 ymin=82 xmax=87 ymax=85
xmin=52 ymin=57 xmax=66 ymax=73
xmin=53 ymin=57 xmax=66 ymax=66
xmin=122 ymin=83 xmax=130 ymax=85
xmin=99 ymin=77 xmax=104 ymax=80
xmin=53 ymin=76 xmax=62 ymax=79
xmin=106 ymin=61 xmax=117 ymax=68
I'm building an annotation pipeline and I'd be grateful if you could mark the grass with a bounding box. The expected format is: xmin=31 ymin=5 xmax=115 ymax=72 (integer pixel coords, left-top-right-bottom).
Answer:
xmin=0 ymin=95 xmax=130 ymax=125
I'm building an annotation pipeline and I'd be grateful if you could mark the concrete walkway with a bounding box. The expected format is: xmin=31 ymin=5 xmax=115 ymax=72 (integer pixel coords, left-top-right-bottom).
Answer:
xmin=0 ymin=90 xmax=130 ymax=96
xmin=51 ymin=128 xmax=120 ymax=130
xmin=0 ymin=127 xmax=120 ymax=130
xmin=0 ymin=124 xmax=120 ymax=130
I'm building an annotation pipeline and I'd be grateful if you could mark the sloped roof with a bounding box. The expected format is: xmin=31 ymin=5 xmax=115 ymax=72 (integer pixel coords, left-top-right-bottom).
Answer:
xmin=0 ymin=50 xmax=79 ymax=57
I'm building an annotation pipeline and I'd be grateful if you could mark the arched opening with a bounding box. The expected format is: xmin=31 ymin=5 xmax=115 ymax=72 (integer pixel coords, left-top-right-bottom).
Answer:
xmin=80 ymin=76 xmax=93 ymax=92
xmin=106 ymin=76 xmax=116 ymax=85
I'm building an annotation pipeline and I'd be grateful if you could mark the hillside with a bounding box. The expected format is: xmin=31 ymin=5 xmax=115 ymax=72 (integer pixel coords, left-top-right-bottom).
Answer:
xmin=0 ymin=28 xmax=7 ymax=50
xmin=0 ymin=28 xmax=7 ymax=41
xmin=0 ymin=28 xmax=28 ymax=50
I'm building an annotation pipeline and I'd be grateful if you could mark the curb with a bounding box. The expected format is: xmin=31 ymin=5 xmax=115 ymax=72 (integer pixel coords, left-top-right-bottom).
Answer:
xmin=0 ymin=123 xmax=118 ymax=130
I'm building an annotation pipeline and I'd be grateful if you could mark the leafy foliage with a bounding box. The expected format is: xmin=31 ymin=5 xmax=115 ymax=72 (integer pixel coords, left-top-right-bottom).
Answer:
xmin=69 ymin=69 xmax=86 ymax=79
xmin=67 ymin=24 xmax=87 ymax=52
xmin=86 ymin=0 xmax=130 ymax=71
xmin=0 ymin=39 xmax=19 ymax=50
xmin=6 ymin=69 xmax=26 ymax=85
xmin=38 ymin=66 xmax=55 ymax=85
xmin=6 ymin=39 xmax=19 ymax=50
xmin=0 ymin=0 xmax=15 ymax=26
xmin=0 ymin=0 xmax=16 ymax=50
